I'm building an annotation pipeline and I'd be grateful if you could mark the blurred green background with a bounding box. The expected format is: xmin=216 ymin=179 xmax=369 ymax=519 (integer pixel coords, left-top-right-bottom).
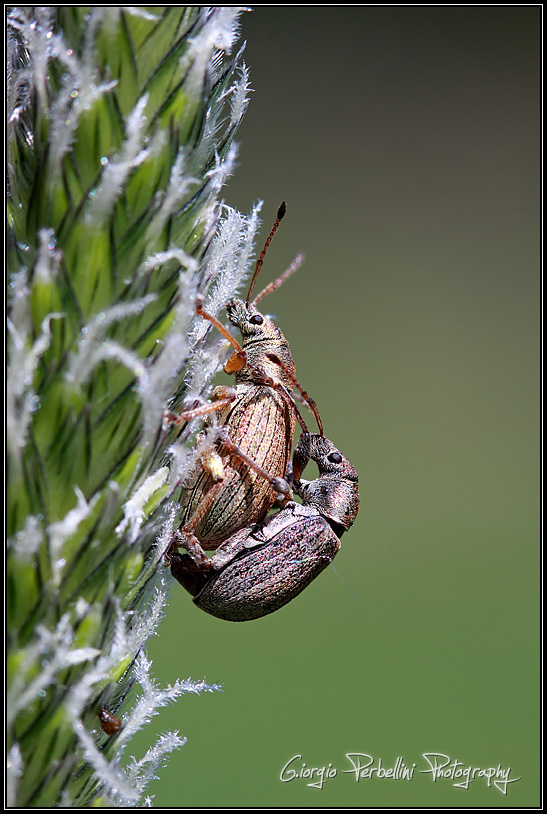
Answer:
xmin=131 ymin=7 xmax=540 ymax=806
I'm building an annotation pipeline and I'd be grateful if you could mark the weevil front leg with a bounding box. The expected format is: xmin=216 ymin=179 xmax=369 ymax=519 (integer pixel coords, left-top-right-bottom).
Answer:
xmin=194 ymin=295 xmax=323 ymax=434
xmin=195 ymin=295 xmax=247 ymax=374
xmin=163 ymin=387 xmax=237 ymax=487
xmin=163 ymin=387 xmax=236 ymax=429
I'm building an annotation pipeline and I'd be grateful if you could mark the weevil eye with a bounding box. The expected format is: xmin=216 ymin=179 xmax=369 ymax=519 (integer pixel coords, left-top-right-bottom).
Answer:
xmin=249 ymin=314 xmax=264 ymax=325
xmin=327 ymin=452 xmax=343 ymax=464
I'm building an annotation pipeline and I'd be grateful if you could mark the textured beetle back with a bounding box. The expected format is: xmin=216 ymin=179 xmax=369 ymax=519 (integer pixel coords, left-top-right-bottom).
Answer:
xmin=194 ymin=504 xmax=340 ymax=621
xmin=180 ymin=384 xmax=296 ymax=548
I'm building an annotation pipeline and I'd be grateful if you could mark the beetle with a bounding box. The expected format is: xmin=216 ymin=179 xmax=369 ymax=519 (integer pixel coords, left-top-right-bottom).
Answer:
xmin=98 ymin=705 xmax=122 ymax=735
xmin=168 ymin=433 xmax=359 ymax=621
xmin=167 ymin=204 xmax=322 ymax=568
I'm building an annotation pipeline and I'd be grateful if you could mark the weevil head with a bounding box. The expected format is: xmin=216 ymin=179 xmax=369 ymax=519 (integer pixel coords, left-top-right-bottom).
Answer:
xmin=225 ymin=297 xmax=281 ymax=339
xmin=293 ymin=433 xmax=360 ymax=531
xmin=225 ymin=297 xmax=296 ymax=386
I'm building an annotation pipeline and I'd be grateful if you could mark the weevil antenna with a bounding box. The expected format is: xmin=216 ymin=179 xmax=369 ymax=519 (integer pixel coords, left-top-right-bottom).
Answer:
xmin=252 ymin=253 xmax=304 ymax=307
xmin=246 ymin=202 xmax=287 ymax=305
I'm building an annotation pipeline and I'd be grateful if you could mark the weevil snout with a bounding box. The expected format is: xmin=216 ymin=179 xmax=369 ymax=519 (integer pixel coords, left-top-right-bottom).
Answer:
xmin=225 ymin=298 xmax=278 ymax=338
xmin=293 ymin=434 xmax=357 ymax=480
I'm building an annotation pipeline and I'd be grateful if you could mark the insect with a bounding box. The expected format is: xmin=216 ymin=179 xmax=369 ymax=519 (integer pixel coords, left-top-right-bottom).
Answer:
xmin=168 ymin=433 xmax=359 ymax=621
xmin=98 ymin=705 xmax=122 ymax=735
xmin=167 ymin=203 xmax=322 ymax=570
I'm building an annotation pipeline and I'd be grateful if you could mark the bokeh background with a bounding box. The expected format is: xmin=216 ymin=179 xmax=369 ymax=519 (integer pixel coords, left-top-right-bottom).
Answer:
xmin=131 ymin=7 xmax=540 ymax=806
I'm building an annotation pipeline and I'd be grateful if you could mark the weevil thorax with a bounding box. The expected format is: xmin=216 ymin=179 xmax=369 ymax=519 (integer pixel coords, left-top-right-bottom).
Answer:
xmin=293 ymin=434 xmax=360 ymax=531
xmin=225 ymin=297 xmax=296 ymax=389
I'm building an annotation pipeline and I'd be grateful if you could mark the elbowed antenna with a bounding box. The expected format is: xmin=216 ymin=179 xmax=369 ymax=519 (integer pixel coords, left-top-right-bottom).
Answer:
xmin=245 ymin=202 xmax=287 ymax=306
xmin=252 ymin=252 xmax=305 ymax=307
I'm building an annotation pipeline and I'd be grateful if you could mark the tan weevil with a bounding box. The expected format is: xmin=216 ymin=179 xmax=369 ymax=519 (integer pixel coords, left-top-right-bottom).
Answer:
xmin=166 ymin=204 xmax=323 ymax=571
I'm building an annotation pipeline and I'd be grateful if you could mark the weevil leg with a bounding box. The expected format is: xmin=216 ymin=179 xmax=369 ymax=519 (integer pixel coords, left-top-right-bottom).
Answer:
xmin=168 ymin=479 xmax=226 ymax=562
xmin=165 ymin=476 xmax=244 ymax=592
xmin=163 ymin=394 xmax=236 ymax=428
xmin=167 ymin=527 xmax=212 ymax=568
xmin=167 ymin=421 xmax=294 ymax=570
xmin=195 ymin=293 xmax=321 ymax=431
xmin=243 ymin=362 xmax=311 ymax=435
xmin=195 ymin=295 xmax=247 ymax=373
xmin=168 ymin=413 xmax=292 ymax=563
xmin=216 ymin=426 xmax=293 ymax=503
xmin=169 ymin=549 xmax=213 ymax=597
xmin=265 ymin=352 xmax=323 ymax=436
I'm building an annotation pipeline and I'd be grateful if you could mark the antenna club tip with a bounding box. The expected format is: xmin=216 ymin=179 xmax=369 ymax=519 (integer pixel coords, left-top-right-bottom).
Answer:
xmin=277 ymin=202 xmax=287 ymax=220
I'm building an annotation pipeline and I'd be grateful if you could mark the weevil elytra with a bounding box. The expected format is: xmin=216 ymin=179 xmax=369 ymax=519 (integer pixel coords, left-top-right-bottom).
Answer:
xmin=168 ymin=204 xmax=323 ymax=567
xmin=168 ymin=433 xmax=359 ymax=621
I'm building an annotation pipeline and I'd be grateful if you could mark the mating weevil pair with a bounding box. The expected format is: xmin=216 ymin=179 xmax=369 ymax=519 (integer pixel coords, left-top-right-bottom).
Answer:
xmin=165 ymin=203 xmax=360 ymax=621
